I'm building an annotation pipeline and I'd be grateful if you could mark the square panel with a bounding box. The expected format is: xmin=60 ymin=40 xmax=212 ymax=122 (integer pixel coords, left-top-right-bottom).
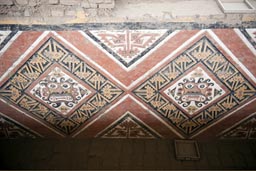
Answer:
xmin=29 ymin=66 xmax=92 ymax=116
xmin=164 ymin=66 xmax=226 ymax=115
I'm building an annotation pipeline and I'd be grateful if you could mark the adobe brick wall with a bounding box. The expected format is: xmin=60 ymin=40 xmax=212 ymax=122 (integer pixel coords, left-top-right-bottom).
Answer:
xmin=0 ymin=0 xmax=255 ymax=25
xmin=0 ymin=0 xmax=115 ymax=24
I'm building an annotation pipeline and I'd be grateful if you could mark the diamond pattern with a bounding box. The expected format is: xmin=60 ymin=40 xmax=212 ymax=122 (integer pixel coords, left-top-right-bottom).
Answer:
xmin=0 ymin=37 xmax=124 ymax=135
xmin=164 ymin=66 xmax=226 ymax=115
xmin=29 ymin=66 xmax=92 ymax=115
xmin=0 ymin=29 xmax=255 ymax=139
xmin=133 ymin=36 xmax=256 ymax=136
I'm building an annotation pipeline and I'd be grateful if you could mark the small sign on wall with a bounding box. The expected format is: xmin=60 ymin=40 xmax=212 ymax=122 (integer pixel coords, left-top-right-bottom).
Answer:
xmin=174 ymin=140 xmax=200 ymax=161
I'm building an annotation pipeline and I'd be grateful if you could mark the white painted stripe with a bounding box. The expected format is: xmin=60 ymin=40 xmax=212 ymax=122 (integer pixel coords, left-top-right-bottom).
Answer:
xmin=128 ymin=30 xmax=180 ymax=71
xmin=72 ymin=94 xmax=130 ymax=137
xmin=73 ymin=94 xmax=184 ymax=138
xmin=0 ymin=31 xmax=12 ymax=44
xmin=0 ymin=31 xmax=22 ymax=57
xmin=0 ymin=31 xmax=50 ymax=83
xmin=95 ymin=111 xmax=163 ymax=138
xmin=217 ymin=112 xmax=256 ymax=137
xmin=80 ymin=30 xmax=129 ymax=71
xmin=207 ymin=29 xmax=256 ymax=83
xmin=129 ymin=95 xmax=184 ymax=139
xmin=0 ymin=98 xmax=65 ymax=137
xmin=234 ymin=28 xmax=256 ymax=56
xmin=51 ymin=31 xmax=128 ymax=90
xmin=0 ymin=111 xmax=43 ymax=138
xmin=191 ymin=97 xmax=256 ymax=139
xmin=128 ymin=30 xmax=206 ymax=89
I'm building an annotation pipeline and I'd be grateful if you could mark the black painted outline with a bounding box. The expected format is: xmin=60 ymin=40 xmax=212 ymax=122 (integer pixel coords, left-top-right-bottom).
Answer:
xmin=133 ymin=36 xmax=256 ymax=137
xmin=98 ymin=113 xmax=160 ymax=139
xmin=240 ymin=28 xmax=256 ymax=49
xmin=220 ymin=113 xmax=256 ymax=139
xmin=0 ymin=37 xmax=125 ymax=135
xmin=0 ymin=114 xmax=38 ymax=139
xmin=85 ymin=30 xmax=172 ymax=68
xmin=0 ymin=21 xmax=255 ymax=31
xmin=0 ymin=30 xmax=18 ymax=51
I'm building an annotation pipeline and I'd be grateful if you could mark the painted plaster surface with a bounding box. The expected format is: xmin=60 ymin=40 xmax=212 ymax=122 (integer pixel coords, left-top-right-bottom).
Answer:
xmin=0 ymin=28 xmax=255 ymax=140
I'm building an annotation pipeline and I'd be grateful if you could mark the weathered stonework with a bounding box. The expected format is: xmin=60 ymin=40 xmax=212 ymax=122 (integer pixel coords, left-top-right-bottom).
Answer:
xmin=0 ymin=0 xmax=255 ymax=25
xmin=0 ymin=0 xmax=115 ymax=23
xmin=0 ymin=0 xmax=14 ymax=5
xmin=16 ymin=0 xmax=29 ymax=5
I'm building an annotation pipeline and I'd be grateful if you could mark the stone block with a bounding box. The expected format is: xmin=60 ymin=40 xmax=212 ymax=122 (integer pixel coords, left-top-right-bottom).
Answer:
xmin=0 ymin=6 xmax=8 ymax=14
xmin=24 ymin=8 xmax=30 ymax=16
xmin=242 ymin=14 xmax=256 ymax=22
xmin=16 ymin=0 xmax=29 ymax=5
xmin=38 ymin=5 xmax=51 ymax=17
xmin=51 ymin=8 xmax=64 ymax=16
xmin=0 ymin=0 xmax=14 ymax=5
xmin=81 ymin=1 xmax=90 ymax=8
xmin=104 ymin=0 xmax=113 ymax=3
xmin=98 ymin=1 xmax=114 ymax=9
xmin=97 ymin=8 xmax=112 ymax=17
xmin=60 ymin=0 xmax=80 ymax=6
xmin=48 ymin=0 xmax=58 ymax=5
xmin=226 ymin=14 xmax=242 ymax=21
xmin=85 ymin=8 xmax=97 ymax=17
xmin=28 ymin=0 xmax=40 ymax=6
xmin=209 ymin=14 xmax=225 ymax=20
xmin=89 ymin=3 xmax=97 ymax=8
xmin=88 ymin=0 xmax=103 ymax=3
xmin=65 ymin=9 xmax=76 ymax=16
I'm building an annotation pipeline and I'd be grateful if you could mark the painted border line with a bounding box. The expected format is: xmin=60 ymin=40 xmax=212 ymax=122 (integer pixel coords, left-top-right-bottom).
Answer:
xmin=95 ymin=111 xmax=163 ymax=139
xmin=0 ymin=21 xmax=255 ymax=31
xmin=217 ymin=111 xmax=256 ymax=138
xmin=72 ymin=94 xmax=184 ymax=138
xmin=0 ymin=111 xmax=43 ymax=138
xmin=234 ymin=28 xmax=256 ymax=56
xmin=128 ymin=29 xmax=206 ymax=89
xmin=0 ymin=98 xmax=65 ymax=137
xmin=82 ymin=30 xmax=179 ymax=72
xmin=0 ymin=31 xmax=50 ymax=83
xmin=191 ymin=97 xmax=256 ymax=139
xmin=0 ymin=31 xmax=22 ymax=56
xmin=51 ymin=31 xmax=128 ymax=90
xmin=207 ymin=29 xmax=256 ymax=83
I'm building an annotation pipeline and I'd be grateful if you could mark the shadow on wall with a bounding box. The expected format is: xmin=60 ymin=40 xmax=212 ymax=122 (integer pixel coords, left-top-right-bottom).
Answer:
xmin=0 ymin=139 xmax=255 ymax=170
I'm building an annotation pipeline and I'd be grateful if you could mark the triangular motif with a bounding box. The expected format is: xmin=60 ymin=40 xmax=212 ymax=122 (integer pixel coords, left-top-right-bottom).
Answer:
xmin=0 ymin=31 xmax=18 ymax=51
xmin=240 ymin=28 xmax=256 ymax=50
xmin=98 ymin=112 xmax=159 ymax=138
xmin=0 ymin=114 xmax=38 ymax=138
xmin=0 ymin=31 xmax=12 ymax=44
xmin=86 ymin=30 xmax=169 ymax=69
xmin=246 ymin=29 xmax=256 ymax=44
xmin=220 ymin=114 xmax=256 ymax=139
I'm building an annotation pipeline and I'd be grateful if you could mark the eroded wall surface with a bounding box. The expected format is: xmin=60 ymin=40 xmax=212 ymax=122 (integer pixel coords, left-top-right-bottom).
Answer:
xmin=0 ymin=0 xmax=255 ymax=24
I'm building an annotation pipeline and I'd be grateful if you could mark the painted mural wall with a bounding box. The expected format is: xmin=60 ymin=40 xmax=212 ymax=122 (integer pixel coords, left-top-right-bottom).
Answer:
xmin=0 ymin=26 xmax=255 ymax=139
